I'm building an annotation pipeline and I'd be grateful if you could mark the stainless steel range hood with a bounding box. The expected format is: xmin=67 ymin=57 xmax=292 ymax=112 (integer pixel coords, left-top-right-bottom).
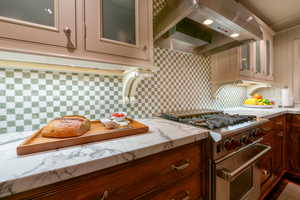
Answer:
xmin=154 ymin=0 xmax=263 ymax=55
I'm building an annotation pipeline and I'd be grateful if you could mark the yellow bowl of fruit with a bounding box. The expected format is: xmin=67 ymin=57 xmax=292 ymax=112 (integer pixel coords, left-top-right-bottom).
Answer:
xmin=243 ymin=94 xmax=275 ymax=108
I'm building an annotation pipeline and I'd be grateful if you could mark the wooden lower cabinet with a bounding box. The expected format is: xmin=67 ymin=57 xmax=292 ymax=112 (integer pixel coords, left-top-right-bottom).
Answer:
xmin=258 ymin=115 xmax=285 ymax=199
xmin=136 ymin=173 xmax=202 ymax=200
xmin=257 ymin=128 xmax=274 ymax=189
xmin=286 ymin=114 xmax=300 ymax=174
xmin=4 ymin=141 xmax=207 ymax=200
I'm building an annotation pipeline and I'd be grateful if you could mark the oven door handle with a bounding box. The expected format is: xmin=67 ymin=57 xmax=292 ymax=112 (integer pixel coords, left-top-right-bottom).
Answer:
xmin=217 ymin=143 xmax=271 ymax=181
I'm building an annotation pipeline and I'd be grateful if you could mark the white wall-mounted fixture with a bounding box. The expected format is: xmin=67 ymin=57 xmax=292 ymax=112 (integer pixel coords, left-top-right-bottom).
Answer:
xmin=236 ymin=80 xmax=272 ymax=97
xmin=212 ymin=80 xmax=272 ymax=99
xmin=123 ymin=69 xmax=154 ymax=104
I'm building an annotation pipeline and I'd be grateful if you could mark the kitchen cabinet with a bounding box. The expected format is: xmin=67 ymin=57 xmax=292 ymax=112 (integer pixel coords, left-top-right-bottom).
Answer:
xmin=286 ymin=114 xmax=300 ymax=174
xmin=252 ymin=28 xmax=274 ymax=81
xmin=0 ymin=0 xmax=76 ymax=49
xmin=258 ymin=115 xmax=286 ymax=199
xmin=272 ymin=116 xmax=285 ymax=175
xmin=5 ymin=141 xmax=207 ymax=200
xmin=0 ymin=0 xmax=154 ymax=69
xmin=85 ymin=0 xmax=152 ymax=61
xmin=257 ymin=122 xmax=274 ymax=191
xmin=211 ymin=25 xmax=274 ymax=93
xmin=136 ymin=173 xmax=202 ymax=200
xmin=240 ymin=42 xmax=254 ymax=78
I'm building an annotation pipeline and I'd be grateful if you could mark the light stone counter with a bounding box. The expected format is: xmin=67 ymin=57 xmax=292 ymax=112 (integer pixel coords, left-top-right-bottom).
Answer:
xmin=223 ymin=106 xmax=300 ymax=118
xmin=0 ymin=118 xmax=208 ymax=198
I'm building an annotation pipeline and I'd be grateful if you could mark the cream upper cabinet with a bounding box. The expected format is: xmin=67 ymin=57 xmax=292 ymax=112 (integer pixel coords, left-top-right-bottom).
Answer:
xmin=0 ymin=0 xmax=154 ymax=69
xmin=85 ymin=0 xmax=153 ymax=62
xmin=240 ymin=42 xmax=254 ymax=78
xmin=211 ymin=27 xmax=274 ymax=94
xmin=0 ymin=0 xmax=76 ymax=49
xmin=252 ymin=27 xmax=274 ymax=81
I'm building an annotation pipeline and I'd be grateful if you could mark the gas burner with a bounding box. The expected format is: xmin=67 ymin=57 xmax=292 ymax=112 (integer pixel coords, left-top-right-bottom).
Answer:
xmin=161 ymin=111 xmax=256 ymax=130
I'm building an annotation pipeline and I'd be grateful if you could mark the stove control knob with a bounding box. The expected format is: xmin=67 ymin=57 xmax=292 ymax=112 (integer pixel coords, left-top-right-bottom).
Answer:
xmin=241 ymin=137 xmax=252 ymax=145
xmin=217 ymin=144 xmax=222 ymax=153
xmin=245 ymin=138 xmax=253 ymax=144
xmin=224 ymin=140 xmax=233 ymax=151
xmin=255 ymin=129 xmax=264 ymax=137
xmin=232 ymin=140 xmax=242 ymax=149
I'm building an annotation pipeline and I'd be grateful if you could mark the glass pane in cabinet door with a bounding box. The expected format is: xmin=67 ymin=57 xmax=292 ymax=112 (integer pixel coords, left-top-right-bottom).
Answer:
xmin=241 ymin=43 xmax=250 ymax=71
xmin=102 ymin=0 xmax=136 ymax=44
xmin=266 ymin=40 xmax=271 ymax=76
xmin=255 ymin=41 xmax=261 ymax=73
xmin=0 ymin=0 xmax=55 ymax=27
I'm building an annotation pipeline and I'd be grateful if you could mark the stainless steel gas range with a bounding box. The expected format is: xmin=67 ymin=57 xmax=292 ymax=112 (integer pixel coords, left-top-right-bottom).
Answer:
xmin=161 ymin=109 xmax=271 ymax=200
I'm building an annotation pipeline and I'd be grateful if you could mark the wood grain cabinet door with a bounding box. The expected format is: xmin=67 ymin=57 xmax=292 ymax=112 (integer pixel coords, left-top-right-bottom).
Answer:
xmin=136 ymin=173 xmax=202 ymax=200
xmin=287 ymin=115 xmax=300 ymax=173
xmin=0 ymin=0 xmax=76 ymax=48
xmin=257 ymin=132 xmax=273 ymax=187
xmin=85 ymin=0 xmax=152 ymax=61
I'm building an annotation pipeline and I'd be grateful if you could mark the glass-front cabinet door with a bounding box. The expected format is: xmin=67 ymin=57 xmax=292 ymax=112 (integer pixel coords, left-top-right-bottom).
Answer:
xmin=263 ymin=39 xmax=274 ymax=80
xmin=253 ymin=39 xmax=274 ymax=81
xmin=252 ymin=40 xmax=266 ymax=80
xmin=85 ymin=0 xmax=151 ymax=61
xmin=240 ymin=43 xmax=253 ymax=77
xmin=0 ymin=0 xmax=76 ymax=48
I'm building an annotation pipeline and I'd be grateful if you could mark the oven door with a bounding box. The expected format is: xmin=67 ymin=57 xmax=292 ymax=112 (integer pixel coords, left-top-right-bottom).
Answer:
xmin=214 ymin=143 xmax=271 ymax=200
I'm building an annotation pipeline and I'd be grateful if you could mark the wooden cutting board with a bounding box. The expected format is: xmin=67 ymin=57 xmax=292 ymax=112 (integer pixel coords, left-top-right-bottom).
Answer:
xmin=17 ymin=119 xmax=149 ymax=155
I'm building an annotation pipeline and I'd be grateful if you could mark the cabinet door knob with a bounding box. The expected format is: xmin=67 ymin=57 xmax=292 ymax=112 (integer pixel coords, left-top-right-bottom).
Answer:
xmin=63 ymin=27 xmax=71 ymax=35
xmin=278 ymin=131 xmax=284 ymax=137
xmin=98 ymin=190 xmax=109 ymax=200
xmin=262 ymin=127 xmax=272 ymax=132
xmin=143 ymin=45 xmax=147 ymax=51
xmin=262 ymin=170 xmax=269 ymax=176
xmin=171 ymin=160 xmax=190 ymax=171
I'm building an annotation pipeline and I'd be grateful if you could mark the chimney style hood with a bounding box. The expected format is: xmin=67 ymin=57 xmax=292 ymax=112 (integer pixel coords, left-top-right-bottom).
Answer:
xmin=154 ymin=0 xmax=263 ymax=55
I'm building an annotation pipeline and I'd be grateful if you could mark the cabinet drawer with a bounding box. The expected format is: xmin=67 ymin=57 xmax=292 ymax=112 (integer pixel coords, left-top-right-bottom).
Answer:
xmin=260 ymin=121 xmax=274 ymax=134
xmin=273 ymin=116 xmax=285 ymax=131
xmin=137 ymin=173 xmax=202 ymax=200
xmin=288 ymin=115 xmax=300 ymax=127
xmin=13 ymin=143 xmax=202 ymax=200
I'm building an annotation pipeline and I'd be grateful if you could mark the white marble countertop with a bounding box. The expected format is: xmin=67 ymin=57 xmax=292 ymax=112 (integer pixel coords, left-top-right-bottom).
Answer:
xmin=223 ymin=106 xmax=300 ymax=118
xmin=0 ymin=118 xmax=208 ymax=198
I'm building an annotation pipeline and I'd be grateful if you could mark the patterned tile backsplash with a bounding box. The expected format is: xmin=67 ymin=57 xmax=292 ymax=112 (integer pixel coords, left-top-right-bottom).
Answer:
xmin=0 ymin=48 xmax=246 ymax=134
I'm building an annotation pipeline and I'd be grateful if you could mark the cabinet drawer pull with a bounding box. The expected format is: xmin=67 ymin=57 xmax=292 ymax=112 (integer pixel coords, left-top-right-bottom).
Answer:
xmin=171 ymin=191 xmax=190 ymax=200
xmin=63 ymin=27 xmax=71 ymax=34
xmin=143 ymin=45 xmax=147 ymax=51
xmin=98 ymin=190 xmax=108 ymax=200
xmin=277 ymin=131 xmax=284 ymax=137
xmin=275 ymin=121 xmax=283 ymax=126
xmin=171 ymin=160 xmax=190 ymax=171
xmin=262 ymin=170 xmax=269 ymax=176
xmin=262 ymin=127 xmax=272 ymax=132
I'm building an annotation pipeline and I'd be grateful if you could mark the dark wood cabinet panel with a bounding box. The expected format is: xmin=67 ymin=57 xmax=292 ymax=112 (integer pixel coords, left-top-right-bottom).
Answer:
xmin=257 ymin=132 xmax=273 ymax=187
xmin=273 ymin=116 xmax=285 ymax=175
xmin=136 ymin=173 xmax=202 ymax=200
xmin=258 ymin=115 xmax=286 ymax=198
xmin=286 ymin=114 xmax=300 ymax=174
xmin=5 ymin=142 xmax=207 ymax=200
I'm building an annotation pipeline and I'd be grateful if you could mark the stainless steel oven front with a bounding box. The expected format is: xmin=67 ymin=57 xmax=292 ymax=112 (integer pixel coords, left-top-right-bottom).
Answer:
xmin=213 ymin=142 xmax=271 ymax=200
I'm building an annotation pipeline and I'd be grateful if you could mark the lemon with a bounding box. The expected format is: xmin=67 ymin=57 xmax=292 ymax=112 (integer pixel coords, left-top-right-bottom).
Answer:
xmin=244 ymin=98 xmax=258 ymax=105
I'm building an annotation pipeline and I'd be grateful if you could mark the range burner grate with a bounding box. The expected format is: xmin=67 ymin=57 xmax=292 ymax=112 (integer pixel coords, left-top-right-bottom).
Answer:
xmin=161 ymin=111 xmax=256 ymax=130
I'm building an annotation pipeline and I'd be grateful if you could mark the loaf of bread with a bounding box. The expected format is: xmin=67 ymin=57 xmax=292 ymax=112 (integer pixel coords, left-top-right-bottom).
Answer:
xmin=41 ymin=115 xmax=91 ymax=138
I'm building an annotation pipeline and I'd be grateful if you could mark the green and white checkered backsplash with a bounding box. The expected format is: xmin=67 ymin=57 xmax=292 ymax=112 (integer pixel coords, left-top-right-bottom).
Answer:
xmin=0 ymin=48 xmax=246 ymax=134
